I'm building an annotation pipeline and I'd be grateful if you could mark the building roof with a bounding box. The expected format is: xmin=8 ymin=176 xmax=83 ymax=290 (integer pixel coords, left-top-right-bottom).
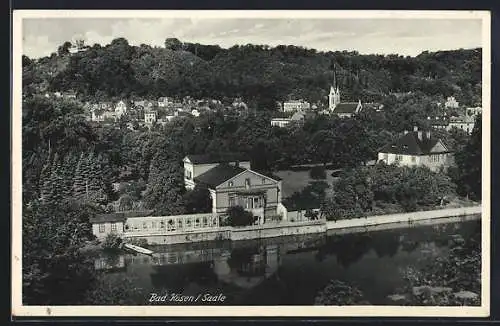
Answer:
xmin=185 ymin=152 xmax=250 ymax=164
xmin=89 ymin=210 xmax=154 ymax=224
xmin=449 ymin=116 xmax=475 ymax=123
xmin=333 ymin=102 xmax=361 ymax=114
xmin=379 ymin=131 xmax=451 ymax=155
xmin=291 ymin=111 xmax=306 ymax=121
xmin=194 ymin=164 xmax=246 ymax=188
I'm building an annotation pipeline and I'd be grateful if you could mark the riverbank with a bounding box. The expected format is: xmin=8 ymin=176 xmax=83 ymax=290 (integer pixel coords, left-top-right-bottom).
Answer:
xmin=120 ymin=205 xmax=481 ymax=245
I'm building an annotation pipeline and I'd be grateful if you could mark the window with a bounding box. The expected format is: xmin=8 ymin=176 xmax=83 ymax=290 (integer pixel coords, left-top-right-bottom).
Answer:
xmin=395 ymin=155 xmax=403 ymax=162
xmin=185 ymin=169 xmax=192 ymax=180
xmin=111 ymin=223 xmax=117 ymax=231
xmin=228 ymin=181 xmax=234 ymax=187
xmin=411 ymin=156 xmax=416 ymax=163
xmin=99 ymin=224 xmax=106 ymax=233
xmin=143 ymin=222 xmax=147 ymax=229
xmin=383 ymin=153 xmax=388 ymax=161
xmin=245 ymin=178 xmax=251 ymax=189
xmin=151 ymin=222 xmax=156 ymax=229
xmin=229 ymin=195 xmax=237 ymax=207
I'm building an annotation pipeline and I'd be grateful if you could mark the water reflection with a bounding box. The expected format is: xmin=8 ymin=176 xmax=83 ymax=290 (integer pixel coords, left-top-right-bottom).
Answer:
xmin=92 ymin=220 xmax=480 ymax=305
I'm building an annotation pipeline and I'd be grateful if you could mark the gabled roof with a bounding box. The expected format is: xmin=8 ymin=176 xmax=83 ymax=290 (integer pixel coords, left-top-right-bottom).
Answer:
xmin=379 ymin=131 xmax=451 ymax=155
xmin=194 ymin=164 xmax=246 ymax=188
xmin=333 ymin=102 xmax=361 ymax=114
xmin=184 ymin=152 xmax=250 ymax=164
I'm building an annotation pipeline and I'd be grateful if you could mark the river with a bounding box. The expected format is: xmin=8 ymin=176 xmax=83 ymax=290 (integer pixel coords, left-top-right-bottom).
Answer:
xmin=94 ymin=219 xmax=481 ymax=305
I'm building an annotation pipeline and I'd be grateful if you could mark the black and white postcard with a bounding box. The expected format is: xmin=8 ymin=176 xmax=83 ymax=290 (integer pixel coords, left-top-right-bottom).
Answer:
xmin=12 ymin=10 xmax=491 ymax=317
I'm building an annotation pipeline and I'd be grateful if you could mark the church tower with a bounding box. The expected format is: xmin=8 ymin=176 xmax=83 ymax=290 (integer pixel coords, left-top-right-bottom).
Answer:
xmin=329 ymin=70 xmax=341 ymax=111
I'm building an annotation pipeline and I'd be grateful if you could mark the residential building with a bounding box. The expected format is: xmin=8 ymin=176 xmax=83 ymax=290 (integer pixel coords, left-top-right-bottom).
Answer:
xmin=115 ymin=100 xmax=128 ymax=117
xmin=192 ymin=163 xmax=282 ymax=225
xmin=283 ymin=99 xmax=311 ymax=113
xmin=466 ymin=107 xmax=482 ymax=117
xmin=271 ymin=118 xmax=291 ymax=128
xmin=429 ymin=116 xmax=449 ymax=130
xmin=183 ymin=152 xmax=251 ymax=190
xmin=158 ymin=97 xmax=174 ymax=107
xmin=445 ymin=96 xmax=459 ymax=109
xmin=270 ymin=110 xmax=306 ymax=128
xmin=328 ymin=85 xmax=363 ymax=118
xmin=144 ymin=110 xmax=157 ymax=125
xmin=377 ymin=126 xmax=454 ymax=172
xmin=447 ymin=115 xmax=475 ymax=134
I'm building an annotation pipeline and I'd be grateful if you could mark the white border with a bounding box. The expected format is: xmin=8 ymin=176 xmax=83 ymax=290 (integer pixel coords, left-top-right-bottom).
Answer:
xmin=12 ymin=10 xmax=491 ymax=317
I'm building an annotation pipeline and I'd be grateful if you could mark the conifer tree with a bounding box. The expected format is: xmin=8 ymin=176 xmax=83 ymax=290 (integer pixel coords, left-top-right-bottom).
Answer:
xmin=73 ymin=152 xmax=89 ymax=200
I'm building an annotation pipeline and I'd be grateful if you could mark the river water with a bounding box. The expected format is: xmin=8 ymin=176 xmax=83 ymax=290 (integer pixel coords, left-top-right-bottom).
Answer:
xmin=94 ymin=219 xmax=481 ymax=305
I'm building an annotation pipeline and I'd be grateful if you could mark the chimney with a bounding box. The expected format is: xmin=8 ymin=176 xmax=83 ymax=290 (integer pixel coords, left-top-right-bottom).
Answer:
xmin=404 ymin=130 xmax=408 ymax=135
xmin=413 ymin=126 xmax=418 ymax=132
xmin=426 ymin=130 xmax=431 ymax=139
xmin=417 ymin=131 xmax=423 ymax=140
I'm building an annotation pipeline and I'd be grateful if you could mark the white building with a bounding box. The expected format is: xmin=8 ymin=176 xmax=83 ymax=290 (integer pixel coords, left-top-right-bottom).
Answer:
xmin=144 ymin=111 xmax=157 ymax=125
xmin=378 ymin=127 xmax=454 ymax=172
xmin=271 ymin=118 xmax=291 ymax=128
xmin=447 ymin=116 xmax=475 ymax=134
xmin=283 ymin=100 xmax=311 ymax=113
xmin=445 ymin=96 xmax=459 ymax=109
xmin=115 ymin=101 xmax=127 ymax=117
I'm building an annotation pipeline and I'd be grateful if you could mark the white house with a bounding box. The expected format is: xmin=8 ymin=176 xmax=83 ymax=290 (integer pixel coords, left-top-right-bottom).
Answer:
xmin=115 ymin=100 xmax=128 ymax=117
xmin=183 ymin=152 xmax=251 ymax=190
xmin=447 ymin=116 xmax=475 ymax=134
xmin=445 ymin=96 xmax=459 ymax=109
xmin=283 ymin=100 xmax=311 ymax=113
xmin=377 ymin=126 xmax=454 ymax=172
xmin=144 ymin=110 xmax=157 ymax=125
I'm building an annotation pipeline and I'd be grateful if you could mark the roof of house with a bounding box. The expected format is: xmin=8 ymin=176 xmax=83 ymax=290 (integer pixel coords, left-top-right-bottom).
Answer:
xmin=449 ymin=116 xmax=475 ymax=123
xmin=185 ymin=152 xmax=250 ymax=164
xmin=333 ymin=102 xmax=361 ymax=114
xmin=291 ymin=111 xmax=306 ymax=121
xmin=378 ymin=131 xmax=450 ymax=155
xmin=194 ymin=164 xmax=246 ymax=188
xmin=89 ymin=210 xmax=154 ymax=224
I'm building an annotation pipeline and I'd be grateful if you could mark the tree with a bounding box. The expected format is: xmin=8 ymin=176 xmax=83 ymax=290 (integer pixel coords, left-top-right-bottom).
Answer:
xmin=23 ymin=199 xmax=99 ymax=304
xmin=57 ymin=41 xmax=72 ymax=56
xmin=143 ymin=158 xmax=186 ymax=215
xmin=183 ymin=186 xmax=212 ymax=214
xmin=164 ymin=38 xmax=183 ymax=51
xmin=452 ymin=114 xmax=482 ymax=200
xmin=225 ymin=206 xmax=255 ymax=227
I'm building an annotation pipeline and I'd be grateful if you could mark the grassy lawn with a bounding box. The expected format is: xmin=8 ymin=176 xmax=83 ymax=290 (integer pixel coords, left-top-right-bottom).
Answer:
xmin=275 ymin=168 xmax=339 ymax=199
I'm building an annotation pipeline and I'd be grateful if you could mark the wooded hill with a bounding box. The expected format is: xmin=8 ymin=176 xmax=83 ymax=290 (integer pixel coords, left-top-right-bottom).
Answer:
xmin=22 ymin=38 xmax=482 ymax=108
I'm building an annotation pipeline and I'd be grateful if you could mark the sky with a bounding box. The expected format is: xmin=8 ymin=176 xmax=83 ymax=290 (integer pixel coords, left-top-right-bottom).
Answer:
xmin=22 ymin=17 xmax=483 ymax=59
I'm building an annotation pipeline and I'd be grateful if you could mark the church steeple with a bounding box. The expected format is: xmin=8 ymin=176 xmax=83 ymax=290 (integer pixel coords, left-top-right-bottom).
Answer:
xmin=329 ymin=64 xmax=341 ymax=111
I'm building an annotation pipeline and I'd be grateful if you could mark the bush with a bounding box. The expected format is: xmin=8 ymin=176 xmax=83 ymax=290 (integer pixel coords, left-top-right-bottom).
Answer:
xmin=226 ymin=206 xmax=255 ymax=227
xmin=102 ymin=233 xmax=122 ymax=250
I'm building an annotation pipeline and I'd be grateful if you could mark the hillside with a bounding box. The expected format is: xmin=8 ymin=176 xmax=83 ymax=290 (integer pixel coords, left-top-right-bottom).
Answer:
xmin=22 ymin=38 xmax=482 ymax=108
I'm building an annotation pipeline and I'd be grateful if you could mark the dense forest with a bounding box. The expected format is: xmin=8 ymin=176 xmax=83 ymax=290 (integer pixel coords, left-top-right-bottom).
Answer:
xmin=23 ymin=38 xmax=482 ymax=107
xmin=21 ymin=38 xmax=483 ymax=305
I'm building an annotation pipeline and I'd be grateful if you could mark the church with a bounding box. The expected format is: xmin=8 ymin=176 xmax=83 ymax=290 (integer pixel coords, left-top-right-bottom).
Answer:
xmin=328 ymin=85 xmax=363 ymax=118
